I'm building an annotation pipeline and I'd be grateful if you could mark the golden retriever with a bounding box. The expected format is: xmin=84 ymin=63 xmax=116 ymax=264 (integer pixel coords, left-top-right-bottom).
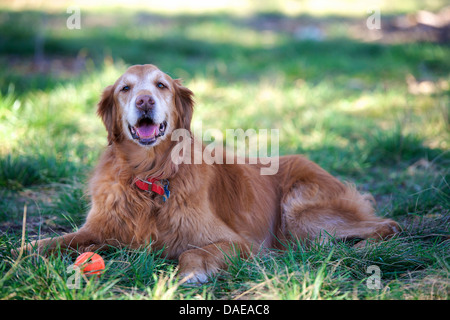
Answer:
xmin=26 ymin=64 xmax=399 ymax=283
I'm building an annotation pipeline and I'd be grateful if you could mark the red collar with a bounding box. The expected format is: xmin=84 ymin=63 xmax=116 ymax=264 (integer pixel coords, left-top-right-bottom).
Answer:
xmin=135 ymin=177 xmax=170 ymax=202
xmin=135 ymin=177 xmax=165 ymax=195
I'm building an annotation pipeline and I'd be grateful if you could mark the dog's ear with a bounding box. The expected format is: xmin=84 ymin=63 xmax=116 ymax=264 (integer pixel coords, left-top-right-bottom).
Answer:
xmin=97 ymin=85 xmax=122 ymax=145
xmin=174 ymin=79 xmax=194 ymax=132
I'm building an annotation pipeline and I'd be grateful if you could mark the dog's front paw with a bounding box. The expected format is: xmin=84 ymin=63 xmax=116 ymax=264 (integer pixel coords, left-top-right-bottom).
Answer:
xmin=178 ymin=269 xmax=210 ymax=285
xmin=177 ymin=244 xmax=231 ymax=285
xmin=11 ymin=240 xmax=39 ymax=258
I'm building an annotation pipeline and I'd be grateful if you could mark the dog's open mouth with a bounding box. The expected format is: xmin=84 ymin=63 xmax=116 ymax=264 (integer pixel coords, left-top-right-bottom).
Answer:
xmin=128 ymin=118 xmax=167 ymax=146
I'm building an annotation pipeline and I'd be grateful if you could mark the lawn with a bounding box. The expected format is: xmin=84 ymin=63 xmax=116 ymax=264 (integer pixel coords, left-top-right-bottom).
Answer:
xmin=0 ymin=0 xmax=449 ymax=300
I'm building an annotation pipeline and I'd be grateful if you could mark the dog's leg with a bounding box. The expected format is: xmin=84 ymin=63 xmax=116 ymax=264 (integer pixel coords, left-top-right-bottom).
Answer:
xmin=177 ymin=241 xmax=250 ymax=284
xmin=282 ymin=183 xmax=400 ymax=246
xmin=18 ymin=227 xmax=107 ymax=256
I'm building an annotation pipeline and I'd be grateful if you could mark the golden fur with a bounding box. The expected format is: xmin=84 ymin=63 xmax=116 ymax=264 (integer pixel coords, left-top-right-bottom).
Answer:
xmin=27 ymin=64 xmax=400 ymax=283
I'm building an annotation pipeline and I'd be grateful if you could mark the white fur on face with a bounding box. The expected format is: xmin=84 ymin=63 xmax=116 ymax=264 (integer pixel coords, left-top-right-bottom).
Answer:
xmin=115 ymin=67 xmax=174 ymax=143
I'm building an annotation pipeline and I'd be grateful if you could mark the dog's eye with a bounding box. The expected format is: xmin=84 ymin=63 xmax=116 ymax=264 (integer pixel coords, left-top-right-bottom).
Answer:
xmin=121 ymin=85 xmax=130 ymax=92
xmin=157 ymin=82 xmax=166 ymax=89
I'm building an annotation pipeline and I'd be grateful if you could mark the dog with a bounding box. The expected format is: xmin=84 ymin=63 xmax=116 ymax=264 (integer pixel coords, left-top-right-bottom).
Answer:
xmin=24 ymin=64 xmax=400 ymax=283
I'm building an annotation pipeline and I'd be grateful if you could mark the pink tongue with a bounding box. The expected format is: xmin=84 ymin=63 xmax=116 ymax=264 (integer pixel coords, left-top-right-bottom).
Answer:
xmin=137 ymin=124 xmax=158 ymax=138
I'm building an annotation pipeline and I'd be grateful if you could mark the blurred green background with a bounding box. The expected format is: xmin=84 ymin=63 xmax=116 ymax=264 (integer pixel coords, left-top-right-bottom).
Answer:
xmin=0 ymin=0 xmax=449 ymax=231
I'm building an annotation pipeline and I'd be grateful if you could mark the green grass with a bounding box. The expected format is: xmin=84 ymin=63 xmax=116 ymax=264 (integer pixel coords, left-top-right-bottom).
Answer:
xmin=0 ymin=2 xmax=449 ymax=300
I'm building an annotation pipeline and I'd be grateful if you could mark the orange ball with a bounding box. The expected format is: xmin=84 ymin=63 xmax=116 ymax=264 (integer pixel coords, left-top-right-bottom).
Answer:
xmin=74 ymin=252 xmax=105 ymax=276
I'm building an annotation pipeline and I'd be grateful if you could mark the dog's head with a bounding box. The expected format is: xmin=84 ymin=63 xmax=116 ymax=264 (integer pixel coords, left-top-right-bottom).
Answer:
xmin=97 ymin=64 xmax=194 ymax=147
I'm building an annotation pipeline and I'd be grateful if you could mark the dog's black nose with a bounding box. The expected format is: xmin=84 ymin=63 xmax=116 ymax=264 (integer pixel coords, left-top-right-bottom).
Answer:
xmin=135 ymin=95 xmax=155 ymax=112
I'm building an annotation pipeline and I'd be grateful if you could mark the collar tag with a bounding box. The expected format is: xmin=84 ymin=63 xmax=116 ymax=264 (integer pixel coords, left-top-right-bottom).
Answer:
xmin=162 ymin=180 xmax=170 ymax=202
